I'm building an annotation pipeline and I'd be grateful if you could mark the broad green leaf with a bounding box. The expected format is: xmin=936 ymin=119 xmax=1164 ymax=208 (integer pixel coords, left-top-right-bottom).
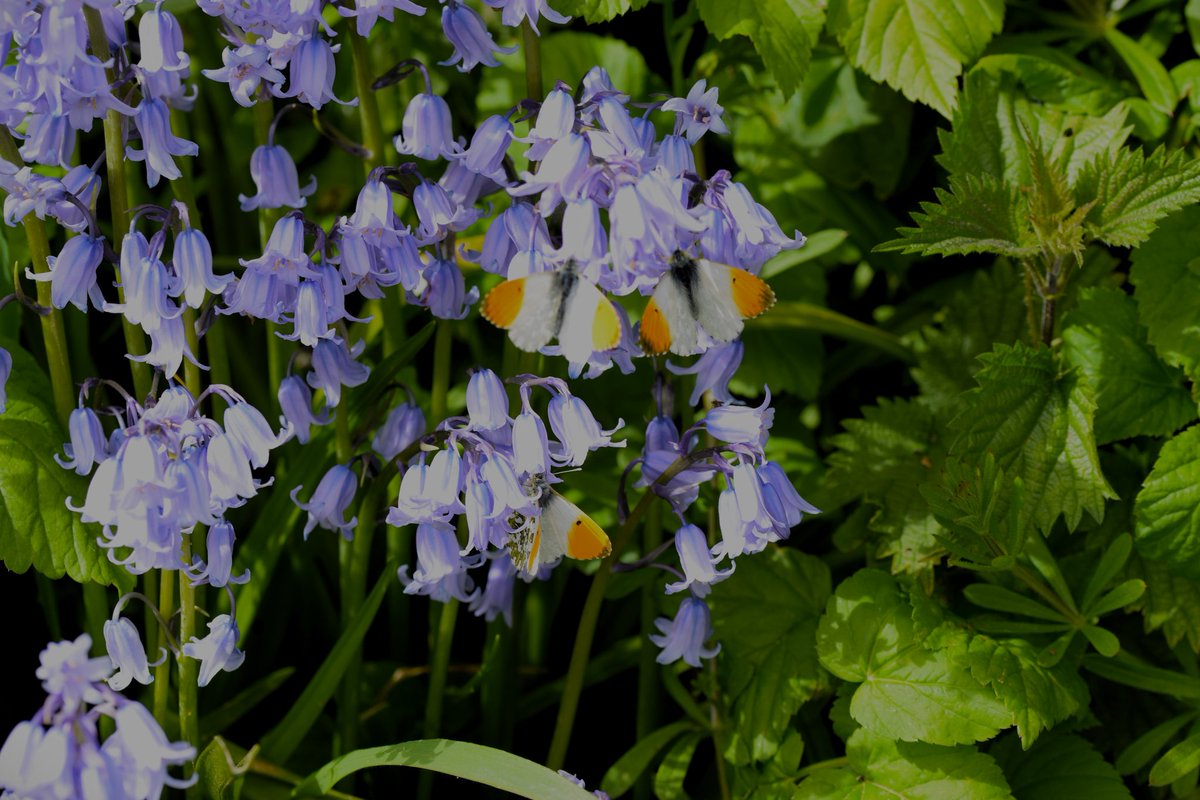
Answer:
xmin=993 ymin=732 xmax=1133 ymax=800
xmin=924 ymin=454 xmax=1027 ymax=568
xmin=1080 ymin=625 xmax=1120 ymax=657
xmin=293 ymin=740 xmax=595 ymax=799
xmin=195 ymin=737 xmax=251 ymax=800
xmin=1128 ymin=555 xmax=1200 ymax=652
xmin=600 ymin=721 xmax=697 ymax=797
xmin=1105 ymin=28 xmax=1177 ymax=114
xmin=710 ymin=548 xmax=832 ymax=764
xmin=796 ymin=729 xmax=1012 ymax=799
xmin=1150 ymin=731 xmax=1200 ymax=787
xmin=827 ymin=0 xmax=1004 ymax=117
xmin=962 ymin=636 xmax=1087 ymax=747
xmin=1189 ymin=0 xmax=1200 ymax=55
xmin=973 ymin=49 xmax=1127 ymax=116
xmin=950 ymin=343 xmax=1115 ymax=534
xmin=0 ymin=340 xmax=132 ymax=591
xmin=1062 ymin=288 xmax=1195 ymax=444
xmin=1134 ymin=426 xmax=1200 ymax=578
xmin=817 ymin=569 xmax=916 ymax=683
xmin=260 ymin=562 xmax=395 ymax=763
xmin=1075 ymin=147 xmax=1200 ymax=249
xmin=540 ymin=31 xmax=651 ymax=101
xmin=696 ymin=0 xmax=825 ymax=96
xmin=1116 ymin=713 xmax=1197 ymax=775
xmin=653 ymin=732 xmax=703 ymax=800
xmin=1129 ymin=205 xmax=1200 ymax=382
xmin=552 ymin=0 xmax=647 ymax=23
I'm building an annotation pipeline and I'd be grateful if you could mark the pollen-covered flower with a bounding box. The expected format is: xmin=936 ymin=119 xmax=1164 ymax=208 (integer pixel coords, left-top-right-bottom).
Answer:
xmin=651 ymin=596 xmax=720 ymax=667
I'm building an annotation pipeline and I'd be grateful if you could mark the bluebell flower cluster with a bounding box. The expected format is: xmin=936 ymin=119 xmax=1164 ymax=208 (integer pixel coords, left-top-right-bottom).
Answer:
xmin=0 ymin=634 xmax=194 ymax=798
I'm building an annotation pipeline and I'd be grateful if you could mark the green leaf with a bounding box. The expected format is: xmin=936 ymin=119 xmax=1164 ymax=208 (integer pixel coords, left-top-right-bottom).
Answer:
xmin=962 ymin=636 xmax=1087 ymax=747
xmin=260 ymin=562 xmax=395 ymax=764
xmin=696 ymin=0 xmax=825 ymax=97
xmin=1150 ymin=731 xmax=1200 ymax=787
xmin=552 ymin=0 xmax=648 ymax=23
xmin=950 ymin=343 xmax=1115 ymax=535
xmin=993 ymin=731 xmax=1133 ymax=800
xmin=827 ymin=0 xmax=1004 ymax=117
xmin=1075 ymin=146 xmax=1200 ymax=248
xmin=600 ymin=721 xmax=697 ymax=797
xmin=196 ymin=737 xmax=252 ymax=800
xmin=1080 ymin=533 xmax=1134 ymax=611
xmin=963 ymin=584 xmax=1064 ymax=621
xmin=1129 ymin=205 xmax=1200 ymax=382
xmin=1081 ymin=625 xmax=1120 ymax=657
xmin=973 ymin=49 xmax=1127 ymax=116
xmin=293 ymin=740 xmax=596 ymax=798
xmin=1105 ymin=28 xmax=1177 ymax=114
xmin=653 ymin=732 xmax=704 ymax=800
xmin=1128 ymin=555 xmax=1200 ymax=652
xmin=817 ymin=569 xmax=916 ymax=683
xmin=1134 ymin=426 xmax=1200 ymax=579
xmin=1116 ymin=713 xmax=1197 ymax=774
xmin=1082 ymin=655 xmax=1200 ymax=699
xmin=540 ymin=31 xmax=651 ymax=100
xmin=0 ymin=341 xmax=131 ymax=591
xmin=1061 ymin=288 xmax=1196 ymax=444
xmin=924 ymin=454 xmax=1027 ymax=568
xmin=710 ymin=548 xmax=832 ymax=764
xmin=1088 ymin=579 xmax=1145 ymax=618
xmin=797 ymin=729 xmax=1012 ymax=799
xmin=200 ymin=667 xmax=296 ymax=739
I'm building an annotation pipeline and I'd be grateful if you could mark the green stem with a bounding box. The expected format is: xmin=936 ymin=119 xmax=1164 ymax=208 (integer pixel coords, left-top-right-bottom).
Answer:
xmin=546 ymin=455 xmax=696 ymax=770
xmin=82 ymin=583 xmax=108 ymax=656
xmin=348 ymin=30 xmax=386 ymax=172
xmin=178 ymin=535 xmax=200 ymax=795
xmin=153 ymin=565 xmax=176 ymax=727
xmin=634 ymin=504 xmax=663 ymax=800
xmin=522 ymin=21 xmax=543 ymax=100
xmin=749 ymin=301 xmax=916 ymax=363
xmin=430 ymin=321 xmax=453 ymax=421
xmin=416 ymin=598 xmax=459 ymax=800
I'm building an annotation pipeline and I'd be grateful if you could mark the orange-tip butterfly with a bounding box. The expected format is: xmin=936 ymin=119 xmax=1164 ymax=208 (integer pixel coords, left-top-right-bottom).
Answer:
xmin=508 ymin=473 xmax=611 ymax=574
xmin=639 ymin=251 xmax=775 ymax=356
xmin=481 ymin=261 xmax=622 ymax=365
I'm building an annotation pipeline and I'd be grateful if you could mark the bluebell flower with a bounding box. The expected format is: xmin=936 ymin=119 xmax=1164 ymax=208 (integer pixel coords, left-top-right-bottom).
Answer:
xmin=457 ymin=113 xmax=513 ymax=179
xmin=661 ymin=79 xmax=730 ymax=144
xmin=655 ymin=133 xmax=695 ymax=176
xmin=395 ymin=90 xmax=461 ymax=161
xmin=476 ymin=202 xmax=550 ymax=275
xmin=650 ymin=596 xmax=720 ymax=667
xmin=35 ymin=634 xmax=110 ymax=716
xmin=467 ymin=369 xmax=509 ymax=430
xmin=759 ymin=461 xmax=819 ymax=530
xmin=136 ymin=4 xmax=193 ymax=105
xmin=509 ymin=132 xmax=591 ymax=213
xmin=277 ymin=34 xmax=355 ymax=109
xmin=439 ymin=159 xmax=499 ymax=209
xmin=636 ymin=416 xmax=715 ymax=512
xmin=103 ymin=616 xmax=154 ymax=691
xmin=173 ymin=220 xmax=232 ymax=308
xmin=703 ymin=389 xmax=774 ymax=449
xmin=278 ymin=374 xmax=331 ymax=445
xmin=517 ymin=85 xmax=575 ymax=161
xmin=667 ymin=341 xmax=743 ymax=406
xmin=0 ymin=719 xmax=71 ymax=797
xmin=388 ymin=447 xmax=467 ymax=526
xmin=307 ymin=336 xmax=370 ymax=407
xmin=52 ymin=164 xmax=103 ymax=232
xmin=512 ymin=404 xmax=552 ymax=476
xmin=206 ymin=431 xmax=261 ymax=506
xmin=187 ymin=518 xmax=251 ymax=588
xmin=419 ymin=256 xmax=479 ymax=319
xmin=372 ymin=400 xmax=425 ymax=461
xmin=339 ymin=0 xmax=427 ymax=36
xmin=664 ymin=524 xmax=733 ymax=598
xmin=28 ymin=233 xmax=105 ymax=312
xmin=125 ymin=97 xmax=199 ymax=187
xmin=554 ymin=199 xmax=607 ymax=264
xmin=342 ymin=176 xmax=404 ymax=246
xmin=292 ymin=463 xmax=359 ymax=540
xmin=225 ymin=400 xmax=291 ymax=469
xmin=440 ymin=0 xmax=517 ymax=72
xmin=0 ymin=347 xmax=10 ymax=414
xmin=108 ymin=702 xmax=197 ymax=795
xmin=128 ymin=314 xmax=203 ymax=379
xmin=239 ymin=143 xmax=316 ymax=210
xmin=413 ymin=179 xmax=483 ymax=243
xmin=482 ymin=0 xmax=570 ymax=33
xmin=110 ymin=233 xmax=183 ymax=334
xmin=182 ymin=614 xmax=245 ymax=687
xmin=203 ymin=43 xmax=286 ymax=106
xmin=224 ymin=213 xmax=318 ymax=322
xmin=547 ymin=393 xmax=624 ymax=467
xmin=55 ymin=407 xmax=108 ymax=475
xmin=163 ymin=455 xmax=216 ymax=530
xmin=0 ymin=165 xmax=61 ymax=226
xmin=469 ymin=555 xmax=516 ymax=625
xmin=398 ymin=521 xmax=482 ymax=602
xmin=19 ymin=113 xmax=74 ymax=168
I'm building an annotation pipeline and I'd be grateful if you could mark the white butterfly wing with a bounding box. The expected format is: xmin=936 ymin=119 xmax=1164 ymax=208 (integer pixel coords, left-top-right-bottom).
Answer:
xmin=650 ymin=271 xmax=700 ymax=356
xmin=506 ymin=272 xmax=561 ymax=352
xmin=693 ymin=259 xmax=750 ymax=344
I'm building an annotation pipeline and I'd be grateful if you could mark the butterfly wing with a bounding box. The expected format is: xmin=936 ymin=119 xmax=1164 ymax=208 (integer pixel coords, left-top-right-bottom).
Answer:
xmin=481 ymin=272 xmax=561 ymax=352
xmin=537 ymin=490 xmax=611 ymax=567
xmin=640 ymin=269 xmax=700 ymax=356
xmin=693 ymin=259 xmax=775 ymax=345
xmin=557 ymin=278 xmax=622 ymax=364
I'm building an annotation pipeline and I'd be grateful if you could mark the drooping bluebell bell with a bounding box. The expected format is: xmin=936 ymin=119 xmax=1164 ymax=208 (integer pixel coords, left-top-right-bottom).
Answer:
xmin=223 ymin=212 xmax=318 ymax=322
xmin=307 ymin=335 xmax=370 ymax=408
xmin=292 ymin=463 xmax=360 ymax=540
xmin=651 ymin=596 xmax=720 ymax=667
xmin=512 ymin=401 xmax=553 ymax=476
xmin=516 ymin=84 xmax=575 ymax=161
xmin=417 ymin=255 xmax=479 ymax=319
xmin=413 ymin=179 xmax=484 ymax=243
xmin=759 ymin=461 xmax=819 ymax=531
xmin=476 ymin=201 xmax=551 ymax=275
xmin=698 ymin=171 xmax=805 ymax=270
xmin=55 ymin=407 xmax=108 ymax=475
xmin=240 ymin=143 xmax=317 ymax=211
xmin=395 ymin=89 xmax=461 ymax=161
xmin=664 ymin=524 xmax=734 ymax=598
xmin=182 ymin=613 xmax=245 ymax=687
xmin=128 ymin=314 xmax=204 ymax=380
xmin=339 ymin=0 xmax=427 ymax=36
xmin=203 ymin=42 xmax=286 ymax=106
xmin=18 ymin=113 xmax=75 ymax=168
xmin=703 ymin=389 xmax=774 ymax=449
xmin=173 ymin=212 xmax=232 ymax=308
xmin=29 ymin=232 xmax=106 ymax=312
xmin=51 ymin=163 xmax=103 ymax=232
xmin=103 ymin=616 xmax=155 ymax=691
xmin=0 ymin=347 xmax=10 ymax=414
xmin=206 ymin=431 xmax=263 ymax=507
xmin=108 ymin=702 xmax=198 ymax=795
xmin=389 ymin=445 xmax=467 ymax=526
xmin=225 ymin=400 xmax=292 ymax=469
xmin=547 ymin=392 xmax=624 ymax=467
xmin=466 ymin=369 xmax=509 ymax=430
xmin=109 ymin=229 xmax=183 ymax=334
xmin=469 ymin=555 xmax=516 ymax=625
xmin=397 ymin=521 xmax=482 ymax=602
xmin=372 ymin=400 xmax=425 ymax=461
xmin=661 ymin=79 xmax=730 ymax=144
xmin=440 ymin=0 xmax=517 ymax=72
xmin=457 ymin=113 xmax=513 ymax=180
xmin=0 ymin=165 xmax=63 ymax=227
xmin=667 ymin=340 xmax=743 ymax=406
xmin=277 ymin=34 xmax=356 ymax=109
xmin=187 ymin=518 xmax=251 ymax=588
xmin=125 ymin=96 xmax=199 ymax=188
xmin=278 ymin=374 xmax=331 ymax=444
xmin=136 ymin=3 xmax=195 ymax=107
xmin=35 ymin=634 xmax=110 ymax=716
xmin=482 ymin=0 xmax=570 ymax=33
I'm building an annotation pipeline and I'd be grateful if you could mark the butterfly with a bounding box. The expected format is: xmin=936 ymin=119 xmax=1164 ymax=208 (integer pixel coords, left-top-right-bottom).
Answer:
xmin=639 ymin=251 xmax=775 ymax=356
xmin=508 ymin=473 xmax=611 ymax=574
xmin=481 ymin=261 xmax=622 ymax=365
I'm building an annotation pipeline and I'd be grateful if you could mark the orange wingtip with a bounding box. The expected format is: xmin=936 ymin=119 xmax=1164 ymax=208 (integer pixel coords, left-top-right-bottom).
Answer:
xmin=527 ymin=521 xmax=543 ymax=573
xmin=566 ymin=513 xmax=612 ymax=560
xmin=592 ymin=298 xmax=622 ymax=352
xmin=639 ymin=298 xmax=671 ymax=355
xmin=481 ymin=278 xmax=525 ymax=329
xmin=729 ymin=269 xmax=776 ymax=320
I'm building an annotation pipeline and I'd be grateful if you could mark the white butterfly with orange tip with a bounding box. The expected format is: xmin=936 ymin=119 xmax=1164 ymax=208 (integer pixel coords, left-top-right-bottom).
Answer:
xmin=508 ymin=473 xmax=611 ymax=574
xmin=481 ymin=261 xmax=622 ymax=365
xmin=639 ymin=251 xmax=776 ymax=356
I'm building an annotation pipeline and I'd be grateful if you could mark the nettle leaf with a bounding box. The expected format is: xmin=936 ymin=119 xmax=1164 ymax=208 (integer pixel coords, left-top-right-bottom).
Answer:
xmin=1061 ymin=288 xmax=1196 ymax=444
xmin=973 ymin=49 xmax=1127 ymax=116
xmin=1130 ymin=206 xmax=1200 ymax=382
xmin=1134 ymin=426 xmax=1200 ymax=580
xmin=827 ymin=0 xmax=1004 ymax=118
xmin=0 ymin=342 xmax=131 ymax=591
xmin=825 ymin=399 xmax=946 ymax=577
xmin=553 ymin=0 xmax=648 ymax=23
xmin=817 ymin=570 xmax=1011 ymax=746
xmin=950 ymin=343 xmax=1115 ymax=535
xmin=709 ymin=548 xmax=832 ymax=764
xmin=1075 ymin=146 xmax=1200 ymax=248
xmin=796 ymin=729 xmax=1012 ymax=799
xmin=924 ymin=454 xmax=1026 ymax=567
xmin=1128 ymin=554 xmax=1200 ymax=653
xmin=696 ymin=0 xmax=825 ymax=97
xmin=993 ymin=731 xmax=1133 ymax=800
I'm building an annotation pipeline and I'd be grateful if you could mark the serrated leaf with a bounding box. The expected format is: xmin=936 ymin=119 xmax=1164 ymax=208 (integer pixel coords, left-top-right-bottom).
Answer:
xmin=817 ymin=569 xmax=916 ymax=682
xmin=552 ymin=0 xmax=647 ymax=23
xmin=1062 ymin=288 xmax=1196 ymax=444
xmin=1134 ymin=426 xmax=1200 ymax=579
xmin=797 ymin=729 xmax=1012 ymax=799
xmin=1075 ymin=146 xmax=1200 ymax=248
xmin=925 ymin=454 xmax=1027 ymax=567
xmin=696 ymin=0 xmax=825 ymax=97
xmin=827 ymin=0 xmax=1004 ymax=117
xmin=0 ymin=341 xmax=132 ymax=591
xmin=993 ymin=731 xmax=1133 ymax=800
xmin=710 ymin=548 xmax=832 ymax=764
xmin=1129 ymin=205 xmax=1200 ymax=382
xmin=973 ymin=49 xmax=1128 ymax=116
xmin=1128 ymin=554 xmax=1200 ymax=652
xmin=950 ymin=343 xmax=1115 ymax=534
xmin=963 ymin=636 xmax=1088 ymax=747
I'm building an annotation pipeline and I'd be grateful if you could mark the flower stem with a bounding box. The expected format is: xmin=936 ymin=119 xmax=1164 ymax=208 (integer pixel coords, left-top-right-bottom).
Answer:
xmin=522 ymin=21 xmax=543 ymax=100
xmin=417 ymin=597 xmax=459 ymax=800
xmin=153 ymin=564 xmax=176 ymax=726
xmin=430 ymin=320 xmax=453 ymax=421
xmin=178 ymin=534 xmax=201 ymax=795
xmin=82 ymin=582 xmax=109 ymax=658
xmin=348 ymin=29 xmax=387 ymax=173
xmin=635 ymin=503 xmax=663 ymax=800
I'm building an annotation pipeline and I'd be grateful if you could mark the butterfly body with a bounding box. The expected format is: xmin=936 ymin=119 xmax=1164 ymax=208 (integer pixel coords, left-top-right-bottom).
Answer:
xmin=509 ymin=474 xmax=611 ymax=573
